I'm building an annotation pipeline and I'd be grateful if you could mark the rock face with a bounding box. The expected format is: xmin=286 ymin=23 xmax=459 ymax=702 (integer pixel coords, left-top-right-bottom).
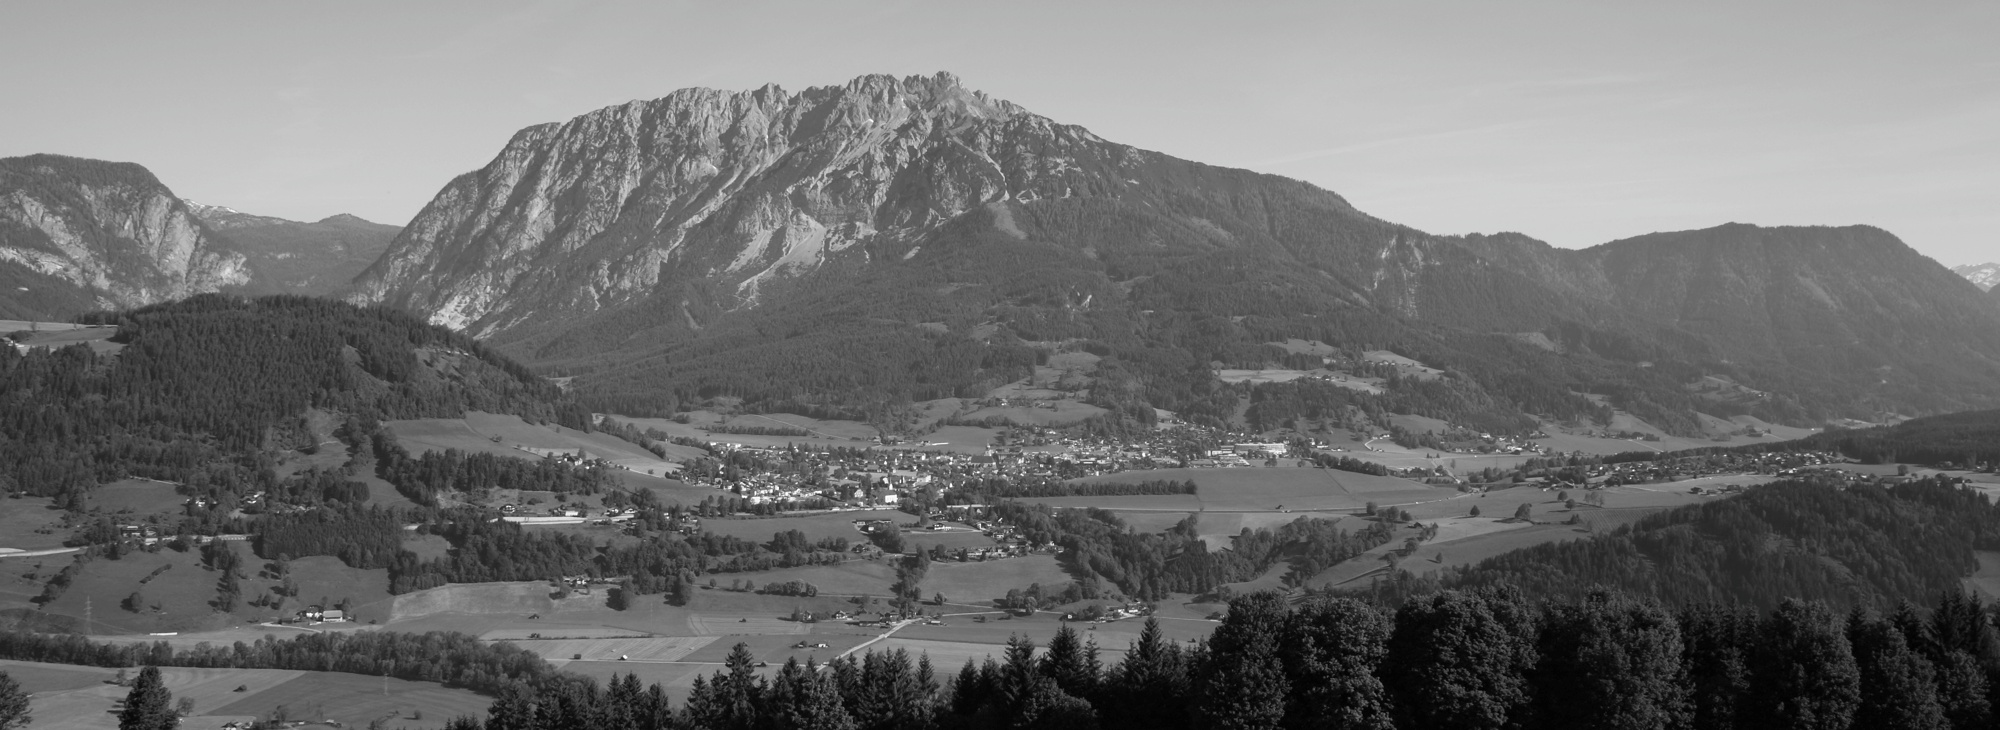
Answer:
xmin=0 ymin=155 xmax=251 ymax=319
xmin=352 ymin=72 xmax=2000 ymax=426
xmin=1955 ymin=262 xmax=2000 ymax=291
xmin=352 ymin=72 xmax=1417 ymax=333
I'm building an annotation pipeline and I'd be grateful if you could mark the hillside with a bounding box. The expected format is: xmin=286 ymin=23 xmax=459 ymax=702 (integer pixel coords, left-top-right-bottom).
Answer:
xmin=0 ymin=155 xmax=252 ymax=320
xmin=349 ymin=73 xmax=2000 ymax=434
xmin=1360 ymin=477 xmax=2000 ymax=611
xmin=0 ymin=294 xmax=589 ymax=503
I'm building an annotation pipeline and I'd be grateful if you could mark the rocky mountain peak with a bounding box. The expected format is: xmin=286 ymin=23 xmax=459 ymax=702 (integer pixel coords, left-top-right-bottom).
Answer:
xmin=349 ymin=72 xmax=1130 ymax=332
xmin=181 ymin=198 xmax=294 ymax=229
xmin=1954 ymin=262 xmax=1999 ymax=291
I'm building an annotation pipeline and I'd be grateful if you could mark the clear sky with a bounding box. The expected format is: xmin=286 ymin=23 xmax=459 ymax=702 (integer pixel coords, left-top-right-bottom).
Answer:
xmin=5 ymin=1 xmax=1995 ymax=265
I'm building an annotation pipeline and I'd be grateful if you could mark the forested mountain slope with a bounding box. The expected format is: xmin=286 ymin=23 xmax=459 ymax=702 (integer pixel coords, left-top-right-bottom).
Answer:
xmin=198 ymin=211 xmax=401 ymax=296
xmin=1362 ymin=478 xmax=2000 ymax=611
xmin=349 ymin=73 xmax=2000 ymax=431
xmin=0 ymin=294 xmax=588 ymax=504
xmin=0 ymin=155 xmax=252 ymax=320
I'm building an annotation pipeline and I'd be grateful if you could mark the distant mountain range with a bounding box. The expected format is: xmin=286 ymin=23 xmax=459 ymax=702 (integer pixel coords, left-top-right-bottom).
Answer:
xmin=8 ymin=74 xmax=1999 ymax=434
xmin=1954 ymin=262 xmax=1999 ymax=291
xmin=184 ymin=203 xmax=400 ymax=296
xmin=348 ymin=73 xmax=2000 ymax=429
xmin=0 ymin=154 xmax=400 ymax=317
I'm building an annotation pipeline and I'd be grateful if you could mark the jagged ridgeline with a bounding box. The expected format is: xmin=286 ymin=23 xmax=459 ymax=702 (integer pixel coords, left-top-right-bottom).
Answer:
xmin=0 ymin=294 xmax=589 ymax=500
xmin=348 ymin=73 xmax=2000 ymax=432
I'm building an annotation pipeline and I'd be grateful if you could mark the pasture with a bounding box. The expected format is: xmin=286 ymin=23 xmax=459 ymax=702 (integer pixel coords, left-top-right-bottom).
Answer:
xmin=1362 ymin=350 xmax=1443 ymax=380
xmin=1062 ymin=466 xmax=1449 ymax=512
xmin=207 ymin=671 xmax=488 ymax=730
xmin=711 ymin=561 xmax=897 ymax=596
xmin=85 ymin=479 xmax=184 ymax=516
xmin=3 ymin=323 xmax=122 ymax=355
xmin=921 ymin=555 xmax=1074 ymax=605
xmin=0 ymin=496 xmax=69 ymax=552
xmin=695 ymin=511 xmax=900 ymax=544
xmin=386 ymin=411 xmax=680 ymax=477
xmin=15 ymin=664 xmax=307 ymax=730
xmin=954 ymin=400 xmax=1107 ymax=427
xmin=1966 ymin=552 xmax=2000 ymax=601
xmin=617 ymin=416 xmax=873 ymax=451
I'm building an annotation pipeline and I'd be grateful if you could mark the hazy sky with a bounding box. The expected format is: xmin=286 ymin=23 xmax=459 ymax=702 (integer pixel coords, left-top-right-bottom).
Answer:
xmin=5 ymin=1 xmax=1995 ymax=265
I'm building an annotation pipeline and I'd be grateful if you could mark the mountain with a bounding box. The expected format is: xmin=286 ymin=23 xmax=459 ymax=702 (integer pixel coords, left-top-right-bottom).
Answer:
xmin=181 ymin=199 xmax=292 ymax=229
xmin=0 ymin=294 xmax=588 ymax=501
xmin=0 ymin=154 xmax=252 ymax=320
xmin=186 ymin=205 xmax=401 ymax=296
xmin=352 ymin=73 xmax=2000 ymax=430
xmin=1955 ymin=262 xmax=2000 ymax=291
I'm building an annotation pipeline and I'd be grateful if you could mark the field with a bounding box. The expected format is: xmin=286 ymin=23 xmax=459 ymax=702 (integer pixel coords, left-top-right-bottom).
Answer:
xmin=1965 ymin=551 xmax=2000 ymax=600
xmin=616 ymin=416 xmax=874 ymax=451
xmin=1 ymin=322 xmax=122 ymax=355
xmin=386 ymin=411 xmax=681 ymax=477
xmin=921 ymin=555 xmax=1074 ymax=605
xmin=696 ymin=511 xmax=896 ymax=543
xmin=84 ymin=479 xmax=185 ymax=517
xmin=0 ymin=495 xmax=70 ymax=552
xmin=0 ymin=658 xmax=487 ymax=730
xmin=207 ymin=672 xmax=488 ymax=730
xmin=953 ymin=400 xmax=1107 ymax=426
xmin=1059 ymin=466 xmax=1450 ymax=512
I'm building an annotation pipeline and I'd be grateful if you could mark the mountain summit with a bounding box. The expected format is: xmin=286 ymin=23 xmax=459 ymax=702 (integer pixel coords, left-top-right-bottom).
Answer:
xmin=351 ymin=73 xmax=2000 ymax=428
xmin=350 ymin=72 xmax=1129 ymax=330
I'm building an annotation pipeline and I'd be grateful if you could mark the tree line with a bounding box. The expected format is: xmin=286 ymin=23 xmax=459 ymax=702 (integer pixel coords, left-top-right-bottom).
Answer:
xmin=161 ymin=586 xmax=2000 ymax=730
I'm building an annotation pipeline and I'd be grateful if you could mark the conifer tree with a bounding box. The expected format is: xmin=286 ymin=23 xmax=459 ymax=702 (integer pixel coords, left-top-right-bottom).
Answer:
xmin=118 ymin=666 xmax=175 ymax=730
xmin=1044 ymin=625 xmax=1099 ymax=701
xmin=1846 ymin=610 xmax=1947 ymax=730
xmin=483 ymin=681 xmax=537 ymax=730
xmin=1105 ymin=617 xmax=1191 ymax=730
xmin=1744 ymin=599 xmax=1860 ymax=730
xmin=1680 ymin=603 xmax=1756 ymax=730
xmin=1196 ymin=592 xmax=1290 ymax=730
xmin=0 ymin=670 xmax=29 ymax=730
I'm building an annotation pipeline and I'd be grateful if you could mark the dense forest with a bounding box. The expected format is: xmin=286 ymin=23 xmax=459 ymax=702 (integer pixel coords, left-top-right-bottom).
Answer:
xmin=0 ymin=295 xmax=589 ymax=505
xmin=1356 ymin=478 xmax=2000 ymax=611
xmin=50 ymin=588 xmax=1989 ymax=730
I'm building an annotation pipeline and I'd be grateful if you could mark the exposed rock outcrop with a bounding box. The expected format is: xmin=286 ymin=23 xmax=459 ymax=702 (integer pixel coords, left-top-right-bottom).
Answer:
xmin=0 ymin=155 xmax=250 ymax=318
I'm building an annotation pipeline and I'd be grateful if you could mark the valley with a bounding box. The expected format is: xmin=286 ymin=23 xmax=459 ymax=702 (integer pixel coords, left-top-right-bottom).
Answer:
xmin=1 ymin=64 xmax=1998 ymax=730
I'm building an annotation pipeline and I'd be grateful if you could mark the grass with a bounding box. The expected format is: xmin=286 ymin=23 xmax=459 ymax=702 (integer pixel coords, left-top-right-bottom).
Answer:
xmin=955 ymin=401 xmax=1107 ymax=427
xmin=1966 ymin=551 xmax=2000 ymax=601
xmin=85 ymin=479 xmax=185 ymax=516
xmin=208 ymin=671 xmax=489 ymax=729
xmin=921 ymin=555 xmax=1073 ymax=606
xmin=387 ymin=411 xmax=679 ymax=477
xmin=706 ymin=561 xmax=897 ymax=596
xmin=284 ymin=556 xmax=394 ymax=624
xmin=504 ymin=635 xmax=719 ymax=662
xmin=1062 ymin=466 xmax=1448 ymax=512
xmin=0 ymin=658 xmax=115 ymax=693
xmin=0 ymin=495 xmax=70 ymax=552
